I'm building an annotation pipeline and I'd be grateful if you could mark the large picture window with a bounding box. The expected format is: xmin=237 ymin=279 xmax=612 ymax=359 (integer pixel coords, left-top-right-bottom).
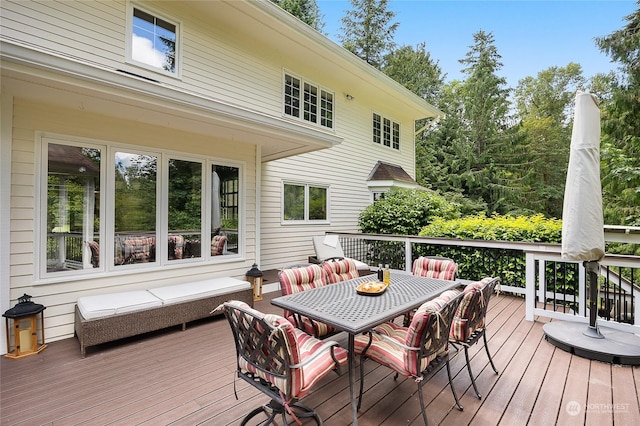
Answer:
xmin=128 ymin=5 xmax=179 ymax=76
xmin=283 ymin=72 xmax=333 ymax=129
xmin=45 ymin=143 xmax=102 ymax=272
xmin=40 ymin=136 xmax=241 ymax=278
xmin=283 ymin=183 xmax=328 ymax=223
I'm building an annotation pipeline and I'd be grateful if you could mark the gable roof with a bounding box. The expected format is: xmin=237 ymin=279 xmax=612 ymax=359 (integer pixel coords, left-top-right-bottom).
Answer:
xmin=367 ymin=161 xmax=417 ymax=184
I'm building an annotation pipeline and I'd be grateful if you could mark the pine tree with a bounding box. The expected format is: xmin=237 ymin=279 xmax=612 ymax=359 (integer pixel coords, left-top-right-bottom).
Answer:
xmin=339 ymin=0 xmax=398 ymax=69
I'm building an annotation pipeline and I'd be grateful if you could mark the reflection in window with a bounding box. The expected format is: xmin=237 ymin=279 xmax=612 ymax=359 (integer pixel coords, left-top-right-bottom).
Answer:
xmin=168 ymin=159 xmax=202 ymax=260
xmin=131 ymin=7 xmax=177 ymax=73
xmin=283 ymin=183 xmax=328 ymax=222
xmin=46 ymin=143 xmax=101 ymax=272
xmin=283 ymin=183 xmax=304 ymax=221
xmin=114 ymin=152 xmax=157 ymax=266
xmin=212 ymin=165 xmax=240 ymax=256
xmin=309 ymin=186 xmax=327 ymax=220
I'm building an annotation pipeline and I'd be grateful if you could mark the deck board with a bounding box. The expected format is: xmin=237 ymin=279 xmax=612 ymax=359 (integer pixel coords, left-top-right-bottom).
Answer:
xmin=2 ymin=292 xmax=639 ymax=426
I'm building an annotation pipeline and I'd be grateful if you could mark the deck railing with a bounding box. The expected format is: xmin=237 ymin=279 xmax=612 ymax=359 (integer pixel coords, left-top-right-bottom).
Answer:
xmin=330 ymin=231 xmax=640 ymax=334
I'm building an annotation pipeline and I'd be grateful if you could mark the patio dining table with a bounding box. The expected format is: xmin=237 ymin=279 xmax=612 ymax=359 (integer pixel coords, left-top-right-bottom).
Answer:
xmin=271 ymin=271 xmax=461 ymax=425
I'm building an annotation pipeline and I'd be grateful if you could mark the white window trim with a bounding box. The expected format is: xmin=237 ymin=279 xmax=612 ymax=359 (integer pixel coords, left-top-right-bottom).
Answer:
xmin=372 ymin=111 xmax=401 ymax=150
xmin=281 ymin=181 xmax=330 ymax=225
xmin=282 ymin=70 xmax=334 ymax=130
xmin=125 ymin=1 xmax=183 ymax=79
xmin=35 ymin=133 xmax=244 ymax=283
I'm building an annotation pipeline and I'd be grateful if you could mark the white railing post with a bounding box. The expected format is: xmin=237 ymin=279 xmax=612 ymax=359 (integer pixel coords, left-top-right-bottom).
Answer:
xmin=578 ymin=262 xmax=586 ymax=317
xmin=405 ymin=238 xmax=412 ymax=273
xmin=525 ymin=252 xmax=536 ymax=321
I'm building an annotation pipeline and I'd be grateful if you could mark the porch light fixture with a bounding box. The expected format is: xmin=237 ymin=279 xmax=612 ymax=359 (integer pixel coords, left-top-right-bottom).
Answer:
xmin=3 ymin=294 xmax=47 ymax=359
xmin=246 ymin=263 xmax=264 ymax=301
xmin=345 ymin=93 xmax=354 ymax=101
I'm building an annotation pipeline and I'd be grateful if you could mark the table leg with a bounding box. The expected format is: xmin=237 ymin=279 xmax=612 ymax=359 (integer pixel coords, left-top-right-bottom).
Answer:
xmin=348 ymin=333 xmax=358 ymax=425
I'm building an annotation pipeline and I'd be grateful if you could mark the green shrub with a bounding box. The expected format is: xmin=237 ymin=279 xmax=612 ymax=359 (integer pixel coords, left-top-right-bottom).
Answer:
xmin=420 ymin=213 xmax=562 ymax=243
xmin=359 ymin=188 xmax=461 ymax=235
xmin=417 ymin=214 xmax=564 ymax=289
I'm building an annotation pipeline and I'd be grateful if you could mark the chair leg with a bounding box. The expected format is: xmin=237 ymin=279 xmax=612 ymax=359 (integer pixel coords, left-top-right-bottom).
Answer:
xmin=464 ymin=346 xmax=482 ymax=399
xmin=483 ymin=331 xmax=499 ymax=374
xmin=358 ymin=355 xmax=366 ymax=411
xmin=417 ymin=380 xmax=430 ymax=426
xmin=446 ymin=360 xmax=463 ymax=411
xmin=240 ymin=404 xmax=277 ymax=425
xmin=241 ymin=400 xmax=321 ymax=425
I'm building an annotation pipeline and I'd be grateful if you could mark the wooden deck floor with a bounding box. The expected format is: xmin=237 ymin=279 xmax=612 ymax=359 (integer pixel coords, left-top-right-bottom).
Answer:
xmin=2 ymin=292 xmax=639 ymax=425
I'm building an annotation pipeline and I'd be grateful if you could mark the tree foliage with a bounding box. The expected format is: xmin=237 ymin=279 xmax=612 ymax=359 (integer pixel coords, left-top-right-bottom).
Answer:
xmin=596 ymin=2 xmax=640 ymax=225
xmin=271 ymin=0 xmax=325 ymax=32
xmin=339 ymin=0 xmax=398 ymax=69
xmin=382 ymin=42 xmax=444 ymax=103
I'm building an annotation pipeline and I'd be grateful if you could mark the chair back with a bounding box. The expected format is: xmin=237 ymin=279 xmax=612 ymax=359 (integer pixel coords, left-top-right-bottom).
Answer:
xmin=312 ymin=235 xmax=345 ymax=260
xmin=412 ymin=256 xmax=458 ymax=280
xmin=322 ymin=258 xmax=359 ymax=284
xmin=221 ymin=300 xmax=301 ymax=401
xmin=405 ymin=289 xmax=463 ymax=375
xmin=279 ymin=264 xmax=327 ymax=317
xmin=450 ymin=277 xmax=500 ymax=341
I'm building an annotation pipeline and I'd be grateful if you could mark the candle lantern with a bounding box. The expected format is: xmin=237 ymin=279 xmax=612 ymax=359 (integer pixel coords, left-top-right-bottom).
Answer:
xmin=246 ymin=263 xmax=264 ymax=301
xmin=3 ymin=294 xmax=47 ymax=359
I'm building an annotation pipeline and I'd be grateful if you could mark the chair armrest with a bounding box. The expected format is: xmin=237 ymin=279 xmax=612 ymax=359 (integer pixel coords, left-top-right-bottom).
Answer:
xmin=290 ymin=340 xmax=344 ymax=369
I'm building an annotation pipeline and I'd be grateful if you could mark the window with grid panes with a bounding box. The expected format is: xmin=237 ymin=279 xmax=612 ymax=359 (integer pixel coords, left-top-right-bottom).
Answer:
xmin=284 ymin=73 xmax=333 ymax=129
xmin=372 ymin=113 xmax=400 ymax=150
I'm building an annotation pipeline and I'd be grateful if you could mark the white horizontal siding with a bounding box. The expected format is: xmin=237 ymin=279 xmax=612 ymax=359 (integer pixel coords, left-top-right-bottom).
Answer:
xmin=1 ymin=1 xmax=124 ymax=65
xmin=8 ymin=97 xmax=258 ymax=342
xmin=260 ymin=95 xmax=418 ymax=271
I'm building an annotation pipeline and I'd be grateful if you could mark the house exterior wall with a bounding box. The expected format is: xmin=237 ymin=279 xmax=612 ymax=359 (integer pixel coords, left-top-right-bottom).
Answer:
xmin=260 ymin=81 xmax=419 ymax=271
xmin=6 ymin=97 xmax=258 ymax=342
xmin=0 ymin=0 xmax=439 ymax=350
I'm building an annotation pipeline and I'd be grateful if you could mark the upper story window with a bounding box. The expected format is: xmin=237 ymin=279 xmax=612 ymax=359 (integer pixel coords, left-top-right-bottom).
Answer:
xmin=128 ymin=5 xmax=179 ymax=76
xmin=282 ymin=183 xmax=328 ymax=223
xmin=373 ymin=113 xmax=400 ymax=150
xmin=284 ymin=72 xmax=334 ymax=129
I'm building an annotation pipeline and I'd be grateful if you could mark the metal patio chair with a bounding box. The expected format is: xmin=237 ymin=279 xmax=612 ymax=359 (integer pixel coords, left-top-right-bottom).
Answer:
xmin=219 ymin=300 xmax=348 ymax=425
xmin=355 ymin=289 xmax=465 ymax=425
xmin=449 ymin=277 xmax=501 ymax=399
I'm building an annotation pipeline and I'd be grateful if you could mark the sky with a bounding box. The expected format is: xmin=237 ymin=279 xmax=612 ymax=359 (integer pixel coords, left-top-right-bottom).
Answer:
xmin=317 ymin=0 xmax=637 ymax=88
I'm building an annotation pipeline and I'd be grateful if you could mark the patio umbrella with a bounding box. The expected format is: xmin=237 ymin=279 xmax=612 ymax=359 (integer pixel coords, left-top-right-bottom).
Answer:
xmin=561 ymin=91 xmax=604 ymax=337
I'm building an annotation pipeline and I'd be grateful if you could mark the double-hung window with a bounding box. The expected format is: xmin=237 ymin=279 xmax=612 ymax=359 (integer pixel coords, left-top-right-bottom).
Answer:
xmin=373 ymin=113 xmax=400 ymax=150
xmin=282 ymin=183 xmax=328 ymax=223
xmin=284 ymin=72 xmax=334 ymax=129
xmin=128 ymin=4 xmax=180 ymax=77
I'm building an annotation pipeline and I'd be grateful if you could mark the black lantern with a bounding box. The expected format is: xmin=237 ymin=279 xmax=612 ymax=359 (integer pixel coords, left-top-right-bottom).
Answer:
xmin=3 ymin=294 xmax=47 ymax=359
xmin=246 ymin=263 xmax=264 ymax=301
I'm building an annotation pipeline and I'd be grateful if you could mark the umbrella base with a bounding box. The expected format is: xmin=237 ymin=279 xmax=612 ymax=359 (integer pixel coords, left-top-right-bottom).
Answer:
xmin=544 ymin=321 xmax=640 ymax=365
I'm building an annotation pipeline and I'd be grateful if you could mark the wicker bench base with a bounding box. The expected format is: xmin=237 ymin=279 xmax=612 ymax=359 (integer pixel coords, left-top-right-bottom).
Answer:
xmin=75 ymin=287 xmax=253 ymax=357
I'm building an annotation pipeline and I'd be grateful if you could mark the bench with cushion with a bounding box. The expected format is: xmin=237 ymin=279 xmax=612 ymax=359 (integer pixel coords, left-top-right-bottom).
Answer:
xmin=75 ymin=277 xmax=253 ymax=357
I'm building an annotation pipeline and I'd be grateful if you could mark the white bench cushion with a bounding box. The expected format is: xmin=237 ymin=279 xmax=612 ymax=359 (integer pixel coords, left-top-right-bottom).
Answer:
xmin=77 ymin=290 xmax=162 ymax=320
xmin=147 ymin=277 xmax=251 ymax=305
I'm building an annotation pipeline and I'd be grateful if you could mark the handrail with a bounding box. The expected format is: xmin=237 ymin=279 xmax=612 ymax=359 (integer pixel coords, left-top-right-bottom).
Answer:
xmin=327 ymin=232 xmax=640 ymax=333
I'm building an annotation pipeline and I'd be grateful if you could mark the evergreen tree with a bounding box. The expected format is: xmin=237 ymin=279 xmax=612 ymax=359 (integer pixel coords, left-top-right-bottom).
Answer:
xmin=339 ymin=0 xmax=398 ymax=69
xmin=382 ymin=42 xmax=444 ymax=103
xmin=271 ymin=0 xmax=325 ymax=32
xmin=513 ymin=63 xmax=585 ymax=218
xmin=595 ymin=2 xmax=640 ymax=226
xmin=457 ymin=30 xmax=512 ymax=213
